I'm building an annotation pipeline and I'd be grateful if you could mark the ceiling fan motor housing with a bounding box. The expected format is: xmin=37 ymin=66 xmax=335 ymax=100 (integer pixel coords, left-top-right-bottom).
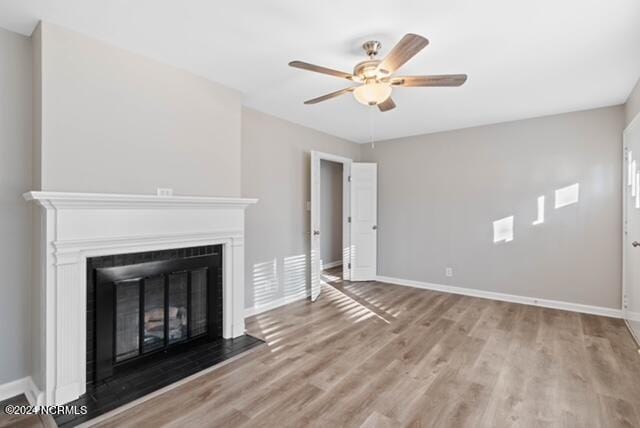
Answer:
xmin=362 ymin=40 xmax=382 ymax=57
xmin=354 ymin=59 xmax=382 ymax=81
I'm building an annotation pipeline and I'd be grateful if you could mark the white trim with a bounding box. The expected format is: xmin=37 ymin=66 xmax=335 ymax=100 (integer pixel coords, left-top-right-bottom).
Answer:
xmin=0 ymin=376 xmax=43 ymax=405
xmin=24 ymin=191 xmax=256 ymax=405
xmin=310 ymin=150 xmax=353 ymax=294
xmin=0 ymin=377 xmax=29 ymax=402
xmin=24 ymin=377 xmax=43 ymax=406
xmin=24 ymin=191 xmax=258 ymax=209
xmin=624 ymin=320 xmax=640 ymax=348
xmin=311 ymin=151 xmax=354 ymax=165
xmin=626 ymin=309 xmax=640 ymax=322
xmin=321 ymin=260 xmax=343 ymax=270
xmin=244 ymin=292 xmax=310 ymax=318
xmin=377 ymin=275 xmax=622 ymax=318
xmin=623 ymin=133 xmax=630 ymax=333
xmin=53 ymin=231 xmax=244 ymax=262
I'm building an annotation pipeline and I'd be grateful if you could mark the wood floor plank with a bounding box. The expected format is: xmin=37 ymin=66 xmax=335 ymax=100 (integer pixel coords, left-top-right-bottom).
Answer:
xmin=598 ymin=393 xmax=640 ymax=428
xmin=478 ymin=361 xmax=528 ymax=427
xmin=553 ymin=320 xmax=601 ymax=426
xmin=438 ymin=381 xmax=490 ymax=428
xmin=359 ymin=411 xmax=398 ymax=428
xmin=583 ymin=335 xmax=628 ymax=400
xmin=581 ymin=313 xmax=608 ymax=338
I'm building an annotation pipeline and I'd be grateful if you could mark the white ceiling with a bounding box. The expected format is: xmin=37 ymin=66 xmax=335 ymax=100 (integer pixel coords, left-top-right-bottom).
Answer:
xmin=1 ymin=0 xmax=639 ymax=143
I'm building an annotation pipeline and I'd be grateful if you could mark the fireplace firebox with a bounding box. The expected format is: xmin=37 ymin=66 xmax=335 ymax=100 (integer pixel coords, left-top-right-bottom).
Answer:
xmin=91 ymin=247 xmax=222 ymax=382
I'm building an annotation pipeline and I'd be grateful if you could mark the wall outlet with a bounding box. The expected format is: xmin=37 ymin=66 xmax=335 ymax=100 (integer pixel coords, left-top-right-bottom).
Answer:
xmin=157 ymin=188 xmax=173 ymax=196
xmin=445 ymin=267 xmax=453 ymax=277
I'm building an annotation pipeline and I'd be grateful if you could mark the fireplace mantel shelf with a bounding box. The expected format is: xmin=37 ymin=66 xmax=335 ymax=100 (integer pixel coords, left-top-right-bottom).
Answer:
xmin=24 ymin=191 xmax=258 ymax=209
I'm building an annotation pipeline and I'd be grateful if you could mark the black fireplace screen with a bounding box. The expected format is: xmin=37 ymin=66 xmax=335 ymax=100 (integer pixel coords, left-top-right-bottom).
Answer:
xmin=94 ymin=251 xmax=222 ymax=381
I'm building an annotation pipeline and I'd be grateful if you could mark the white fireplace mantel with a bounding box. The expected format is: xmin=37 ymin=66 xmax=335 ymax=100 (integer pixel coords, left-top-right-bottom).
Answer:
xmin=24 ymin=191 xmax=257 ymax=406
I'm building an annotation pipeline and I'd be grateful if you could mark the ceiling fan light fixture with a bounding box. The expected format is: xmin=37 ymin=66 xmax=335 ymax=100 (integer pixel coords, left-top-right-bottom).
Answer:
xmin=353 ymin=82 xmax=392 ymax=106
xmin=289 ymin=33 xmax=465 ymax=112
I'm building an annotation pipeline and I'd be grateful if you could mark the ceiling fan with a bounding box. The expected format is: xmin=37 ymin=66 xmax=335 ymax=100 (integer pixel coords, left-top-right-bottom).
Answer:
xmin=289 ymin=33 xmax=467 ymax=112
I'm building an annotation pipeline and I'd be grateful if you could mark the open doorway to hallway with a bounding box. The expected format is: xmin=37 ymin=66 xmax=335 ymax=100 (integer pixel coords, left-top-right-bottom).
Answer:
xmin=320 ymin=159 xmax=344 ymax=275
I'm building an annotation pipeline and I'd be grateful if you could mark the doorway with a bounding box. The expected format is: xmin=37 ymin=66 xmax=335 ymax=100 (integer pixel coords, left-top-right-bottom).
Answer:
xmin=309 ymin=151 xmax=378 ymax=302
xmin=320 ymin=159 xmax=344 ymax=277
xmin=310 ymin=151 xmax=352 ymax=302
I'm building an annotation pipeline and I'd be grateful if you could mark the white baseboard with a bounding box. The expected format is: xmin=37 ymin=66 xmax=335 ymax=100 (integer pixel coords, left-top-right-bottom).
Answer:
xmin=0 ymin=377 xmax=28 ymax=402
xmin=24 ymin=377 xmax=43 ymax=406
xmin=0 ymin=376 xmax=42 ymax=405
xmin=321 ymin=260 xmax=343 ymax=270
xmin=624 ymin=319 xmax=640 ymax=348
xmin=376 ymin=275 xmax=622 ymax=319
xmin=625 ymin=310 xmax=640 ymax=322
xmin=245 ymin=292 xmax=310 ymax=318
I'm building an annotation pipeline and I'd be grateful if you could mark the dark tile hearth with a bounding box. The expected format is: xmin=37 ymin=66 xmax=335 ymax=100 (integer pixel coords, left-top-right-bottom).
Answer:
xmin=55 ymin=334 xmax=263 ymax=427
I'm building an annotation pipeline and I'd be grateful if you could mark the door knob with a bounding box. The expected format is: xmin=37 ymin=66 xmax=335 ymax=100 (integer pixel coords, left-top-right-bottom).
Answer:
xmin=313 ymin=230 xmax=320 ymax=236
xmin=372 ymin=225 xmax=377 ymax=230
xmin=633 ymin=241 xmax=640 ymax=247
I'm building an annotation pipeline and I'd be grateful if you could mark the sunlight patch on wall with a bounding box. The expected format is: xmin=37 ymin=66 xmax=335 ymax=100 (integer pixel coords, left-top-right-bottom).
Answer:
xmin=252 ymin=259 xmax=279 ymax=307
xmin=554 ymin=183 xmax=580 ymax=209
xmin=532 ymin=196 xmax=545 ymax=225
xmin=634 ymin=161 xmax=638 ymax=197
xmin=628 ymin=151 xmax=634 ymax=187
xmin=636 ymin=173 xmax=640 ymax=209
xmin=493 ymin=216 xmax=514 ymax=243
xmin=342 ymin=246 xmax=351 ymax=270
xmin=284 ymin=254 xmax=307 ymax=297
xmin=310 ymin=246 xmax=321 ymax=294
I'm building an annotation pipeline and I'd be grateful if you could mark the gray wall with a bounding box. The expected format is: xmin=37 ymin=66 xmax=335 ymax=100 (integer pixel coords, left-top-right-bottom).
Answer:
xmin=0 ymin=27 xmax=32 ymax=384
xmin=242 ymin=107 xmax=360 ymax=310
xmin=36 ymin=22 xmax=242 ymax=196
xmin=362 ymin=106 xmax=624 ymax=309
xmin=320 ymin=160 xmax=343 ymax=267
xmin=30 ymin=23 xmax=43 ymax=390
xmin=627 ymin=78 xmax=640 ymax=127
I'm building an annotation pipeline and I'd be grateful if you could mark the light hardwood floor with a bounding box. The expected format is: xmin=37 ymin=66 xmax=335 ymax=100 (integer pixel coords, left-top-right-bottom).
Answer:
xmin=92 ymin=269 xmax=640 ymax=427
xmin=7 ymin=270 xmax=640 ymax=427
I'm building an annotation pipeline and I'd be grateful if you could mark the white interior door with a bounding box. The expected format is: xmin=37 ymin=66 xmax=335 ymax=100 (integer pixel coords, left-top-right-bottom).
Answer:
xmin=310 ymin=152 xmax=321 ymax=300
xmin=350 ymin=163 xmax=377 ymax=281
xmin=624 ymin=117 xmax=640 ymax=340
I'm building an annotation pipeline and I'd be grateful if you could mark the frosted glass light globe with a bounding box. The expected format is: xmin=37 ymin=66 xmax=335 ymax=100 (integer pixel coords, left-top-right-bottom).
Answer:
xmin=353 ymin=82 xmax=392 ymax=106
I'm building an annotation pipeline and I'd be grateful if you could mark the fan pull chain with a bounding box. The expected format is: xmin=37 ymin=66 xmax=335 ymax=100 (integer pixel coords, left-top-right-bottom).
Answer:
xmin=369 ymin=105 xmax=375 ymax=149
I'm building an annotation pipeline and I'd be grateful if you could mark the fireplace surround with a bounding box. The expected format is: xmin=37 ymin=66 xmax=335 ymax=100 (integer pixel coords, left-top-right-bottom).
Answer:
xmin=89 ymin=246 xmax=223 ymax=383
xmin=24 ymin=192 xmax=258 ymax=406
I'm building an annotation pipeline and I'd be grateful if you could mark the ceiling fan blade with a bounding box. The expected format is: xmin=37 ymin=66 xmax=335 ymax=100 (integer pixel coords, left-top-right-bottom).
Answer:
xmin=289 ymin=61 xmax=354 ymax=80
xmin=391 ymin=74 xmax=468 ymax=87
xmin=304 ymin=87 xmax=355 ymax=104
xmin=377 ymin=34 xmax=429 ymax=75
xmin=378 ymin=97 xmax=396 ymax=112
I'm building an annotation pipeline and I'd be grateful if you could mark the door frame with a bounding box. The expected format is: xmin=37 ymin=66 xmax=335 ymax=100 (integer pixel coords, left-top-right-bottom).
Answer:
xmin=311 ymin=151 xmax=353 ymax=296
xmin=622 ymin=112 xmax=640 ymax=342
